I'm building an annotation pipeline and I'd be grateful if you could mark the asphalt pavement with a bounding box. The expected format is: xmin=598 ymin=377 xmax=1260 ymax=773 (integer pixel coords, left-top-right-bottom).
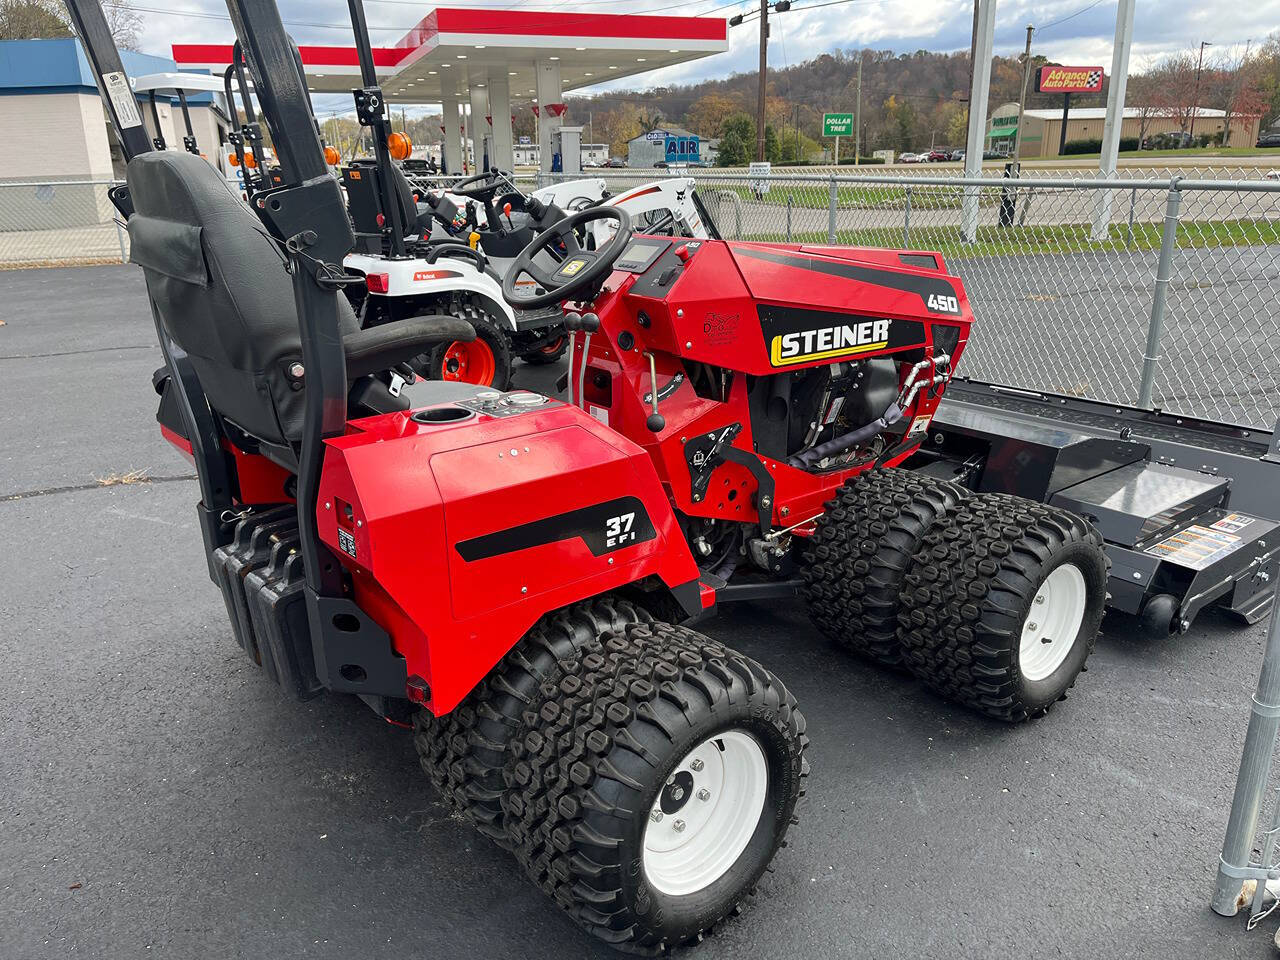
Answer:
xmin=1 ymin=265 xmax=1276 ymax=959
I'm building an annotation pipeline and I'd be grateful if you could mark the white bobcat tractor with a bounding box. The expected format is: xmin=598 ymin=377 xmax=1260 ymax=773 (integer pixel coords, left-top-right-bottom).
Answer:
xmin=341 ymin=161 xmax=706 ymax=388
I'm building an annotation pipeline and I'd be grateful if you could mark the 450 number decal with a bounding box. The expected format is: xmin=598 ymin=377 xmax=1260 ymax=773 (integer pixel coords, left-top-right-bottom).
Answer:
xmin=926 ymin=293 xmax=960 ymax=314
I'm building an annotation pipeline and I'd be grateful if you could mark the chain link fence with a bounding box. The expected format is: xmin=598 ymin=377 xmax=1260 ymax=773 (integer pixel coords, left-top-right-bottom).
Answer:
xmin=0 ymin=180 xmax=129 ymax=269
xmin=4 ymin=166 xmax=1277 ymax=429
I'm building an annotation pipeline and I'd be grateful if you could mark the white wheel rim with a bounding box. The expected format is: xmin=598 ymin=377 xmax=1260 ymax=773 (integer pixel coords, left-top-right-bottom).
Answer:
xmin=641 ymin=730 xmax=768 ymax=897
xmin=1019 ymin=562 xmax=1087 ymax=682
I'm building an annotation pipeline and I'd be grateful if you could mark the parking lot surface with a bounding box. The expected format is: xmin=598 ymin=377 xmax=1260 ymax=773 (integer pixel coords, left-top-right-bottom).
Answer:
xmin=1 ymin=265 xmax=1274 ymax=959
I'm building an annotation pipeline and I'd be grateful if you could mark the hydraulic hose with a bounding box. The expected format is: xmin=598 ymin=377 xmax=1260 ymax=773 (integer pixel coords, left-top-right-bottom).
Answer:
xmin=788 ymin=403 xmax=903 ymax=469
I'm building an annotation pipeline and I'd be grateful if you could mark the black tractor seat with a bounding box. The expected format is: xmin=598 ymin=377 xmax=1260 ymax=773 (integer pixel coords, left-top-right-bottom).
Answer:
xmin=126 ymin=150 xmax=472 ymax=462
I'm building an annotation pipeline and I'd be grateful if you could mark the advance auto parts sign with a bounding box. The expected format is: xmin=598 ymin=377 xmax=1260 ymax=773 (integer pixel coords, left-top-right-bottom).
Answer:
xmin=759 ymin=305 xmax=926 ymax=367
xmin=1036 ymin=65 xmax=1104 ymax=94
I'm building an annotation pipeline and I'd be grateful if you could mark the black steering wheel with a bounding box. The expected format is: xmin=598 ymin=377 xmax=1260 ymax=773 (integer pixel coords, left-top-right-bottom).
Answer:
xmin=449 ymin=169 xmax=513 ymax=201
xmin=501 ymin=207 xmax=633 ymax=310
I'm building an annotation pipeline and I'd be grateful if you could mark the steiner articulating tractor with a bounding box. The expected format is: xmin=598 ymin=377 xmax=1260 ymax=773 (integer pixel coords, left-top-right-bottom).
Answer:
xmin=68 ymin=0 xmax=1280 ymax=950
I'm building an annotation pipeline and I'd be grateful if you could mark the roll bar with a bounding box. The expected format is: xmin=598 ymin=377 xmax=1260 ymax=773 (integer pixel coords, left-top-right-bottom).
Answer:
xmin=343 ymin=0 xmax=409 ymax=258
xmin=66 ymin=0 xmax=363 ymax=608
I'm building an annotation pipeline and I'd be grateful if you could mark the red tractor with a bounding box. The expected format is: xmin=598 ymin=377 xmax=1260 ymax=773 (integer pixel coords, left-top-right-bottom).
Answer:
xmin=69 ymin=0 xmax=1110 ymax=951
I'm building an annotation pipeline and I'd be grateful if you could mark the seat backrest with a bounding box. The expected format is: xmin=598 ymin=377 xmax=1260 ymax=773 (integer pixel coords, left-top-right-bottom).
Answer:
xmin=126 ymin=151 xmax=359 ymax=446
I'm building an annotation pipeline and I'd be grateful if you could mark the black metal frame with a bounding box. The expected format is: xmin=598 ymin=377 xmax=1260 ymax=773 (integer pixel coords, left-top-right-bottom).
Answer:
xmin=343 ymin=0 xmax=409 ymax=259
xmin=146 ymin=89 xmax=200 ymax=155
xmin=916 ymin=377 xmax=1280 ymax=632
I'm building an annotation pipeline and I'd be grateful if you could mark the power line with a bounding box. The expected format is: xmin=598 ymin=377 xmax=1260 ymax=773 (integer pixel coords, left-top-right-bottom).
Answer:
xmin=1037 ymin=0 xmax=1106 ymax=33
xmin=731 ymin=0 xmax=892 ymax=26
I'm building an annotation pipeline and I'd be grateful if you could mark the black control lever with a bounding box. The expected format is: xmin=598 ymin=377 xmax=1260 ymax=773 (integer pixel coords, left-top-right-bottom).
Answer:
xmin=643 ymin=351 xmax=665 ymax=433
xmin=563 ymin=312 xmax=583 ymax=405
xmin=576 ymin=312 xmax=600 ymax=412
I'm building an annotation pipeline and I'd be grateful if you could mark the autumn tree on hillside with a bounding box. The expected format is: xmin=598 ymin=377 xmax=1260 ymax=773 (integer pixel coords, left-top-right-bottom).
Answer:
xmin=684 ymin=92 xmax=741 ymax=137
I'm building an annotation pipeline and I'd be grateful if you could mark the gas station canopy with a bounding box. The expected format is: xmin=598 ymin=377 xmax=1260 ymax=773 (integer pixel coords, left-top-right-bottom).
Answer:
xmin=172 ymin=7 xmax=728 ymax=103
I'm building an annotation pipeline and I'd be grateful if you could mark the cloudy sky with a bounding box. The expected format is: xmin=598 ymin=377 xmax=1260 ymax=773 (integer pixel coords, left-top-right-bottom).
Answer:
xmin=120 ymin=0 xmax=1280 ymax=104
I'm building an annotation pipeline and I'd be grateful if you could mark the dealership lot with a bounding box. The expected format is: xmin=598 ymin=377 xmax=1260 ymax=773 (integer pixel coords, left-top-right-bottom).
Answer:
xmin=0 ymin=264 xmax=1274 ymax=959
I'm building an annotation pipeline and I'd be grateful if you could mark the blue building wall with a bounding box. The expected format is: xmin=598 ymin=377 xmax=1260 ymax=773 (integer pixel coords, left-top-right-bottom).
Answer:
xmin=0 ymin=37 xmax=212 ymax=104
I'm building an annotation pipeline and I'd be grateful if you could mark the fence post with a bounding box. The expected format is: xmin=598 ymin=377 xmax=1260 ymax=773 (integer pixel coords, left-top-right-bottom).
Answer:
xmin=1136 ymin=180 xmax=1182 ymax=409
xmin=1212 ymin=596 xmax=1280 ymax=915
xmin=1126 ymin=187 xmax=1137 ymax=248
xmin=902 ymin=185 xmax=912 ymax=249
xmin=114 ymin=219 xmax=127 ymax=264
xmin=827 ymin=176 xmax=837 ymax=244
xmin=786 ymin=194 xmax=792 ymax=242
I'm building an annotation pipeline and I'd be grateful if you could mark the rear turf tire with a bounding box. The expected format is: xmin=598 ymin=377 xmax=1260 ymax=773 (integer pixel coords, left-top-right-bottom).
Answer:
xmin=898 ymin=493 xmax=1109 ymax=722
xmin=503 ymin=620 xmax=808 ymax=952
xmin=412 ymin=598 xmax=648 ymax=844
xmin=801 ymin=468 xmax=968 ymax=666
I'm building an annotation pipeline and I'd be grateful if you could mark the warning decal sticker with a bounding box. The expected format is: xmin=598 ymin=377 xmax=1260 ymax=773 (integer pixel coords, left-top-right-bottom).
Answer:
xmin=1211 ymin=513 xmax=1257 ymax=534
xmin=1146 ymin=524 xmax=1244 ymax=571
xmin=337 ymin=528 xmax=357 ymax=559
xmin=103 ymin=71 xmax=143 ymax=129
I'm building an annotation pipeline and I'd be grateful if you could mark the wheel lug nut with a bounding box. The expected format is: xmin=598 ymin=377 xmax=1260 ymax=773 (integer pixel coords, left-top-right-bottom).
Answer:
xmin=1028 ymin=622 xmax=1038 ymax=631
xmin=1035 ymin=595 xmax=1045 ymax=604
xmin=650 ymin=810 xmax=663 ymax=823
xmin=690 ymin=758 xmax=704 ymax=772
xmin=697 ymin=788 xmax=710 ymax=801
xmin=673 ymin=819 xmax=686 ymax=832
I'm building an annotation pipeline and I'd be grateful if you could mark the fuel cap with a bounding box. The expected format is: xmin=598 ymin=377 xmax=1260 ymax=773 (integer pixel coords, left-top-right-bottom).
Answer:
xmin=503 ymin=392 xmax=548 ymax=406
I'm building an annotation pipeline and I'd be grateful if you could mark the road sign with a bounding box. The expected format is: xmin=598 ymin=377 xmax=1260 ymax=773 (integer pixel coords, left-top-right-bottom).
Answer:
xmin=822 ymin=112 xmax=853 ymax=137
xmin=1036 ymin=65 xmax=1104 ymax=94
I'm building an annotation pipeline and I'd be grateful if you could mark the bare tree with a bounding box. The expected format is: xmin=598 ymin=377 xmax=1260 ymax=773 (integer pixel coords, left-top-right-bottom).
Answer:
xmin=1 ymin=0 xmax=140 ymax=49
xmin=1126 ymin=69 xmax=1168 ymax=147
xmin=102 ymin=0 xmax=142 ymax=51
xmin=1211 ymin=43 xmax=1270 ymax=145
xmin=0 ymin=0 xmax=71 ymax=40
xmin=1145 ymin=51 xmax=1200 ymax=134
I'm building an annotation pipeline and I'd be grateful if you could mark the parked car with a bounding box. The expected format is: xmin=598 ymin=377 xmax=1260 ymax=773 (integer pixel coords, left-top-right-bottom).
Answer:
xmin=604 ymin=158 xmax=626 ymax=168
xmin=927 ymin=148 xmax=950 ymax=162
xmin=899 ymin=152 xmax=922 ymax=163
xmin=950 ymin=149 xmax=965 ymax=161
xmin=1257 ymin=132 xmax=1280 ymax=148
xmin=1265 ymin=170 xmax=1280 ymax=181
xmin=654 ymin=161 xmax=669 ymax=169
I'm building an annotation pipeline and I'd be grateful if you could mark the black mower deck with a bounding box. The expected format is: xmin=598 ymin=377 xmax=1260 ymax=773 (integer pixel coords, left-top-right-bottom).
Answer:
xmin=912 ymin=380 xmax=1280 ymax=631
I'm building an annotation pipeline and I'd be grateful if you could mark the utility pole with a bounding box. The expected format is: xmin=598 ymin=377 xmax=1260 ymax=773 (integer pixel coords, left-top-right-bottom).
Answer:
xmin=854 ymin=53 xmax=863 ymax=164
xmin=793 ymin=103 xmax=800 ymax=162
xmin=756 ymin=0 xmax=768 ymax=161
xmin=1189 ymin=40 xmax=1213 ymax=140
xmin=1012 ymin=23 xmax=1034 ymax=161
